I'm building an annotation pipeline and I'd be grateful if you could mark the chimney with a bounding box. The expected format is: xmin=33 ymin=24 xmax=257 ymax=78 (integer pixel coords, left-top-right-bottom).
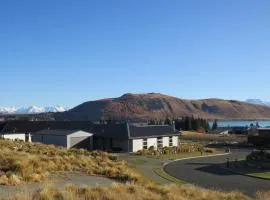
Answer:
xmin=172 ymin=121 xmax=176 ymax=132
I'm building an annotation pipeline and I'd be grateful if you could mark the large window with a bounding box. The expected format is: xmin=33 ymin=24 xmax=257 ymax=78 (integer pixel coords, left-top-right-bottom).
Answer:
xmin=169 ymin=136 xmax=173 ymax=147
xmin=143 ymin=139 xmax=148 ymax=149
xmin=157 ymin=137 xmax=163 ymax=148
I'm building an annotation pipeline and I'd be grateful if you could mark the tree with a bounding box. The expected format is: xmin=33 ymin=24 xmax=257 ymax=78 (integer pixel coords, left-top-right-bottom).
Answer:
xmin=164 ymin=118 xmax=171 ymax=125
xmin=212 ymin=119 xmax=218 ymax=130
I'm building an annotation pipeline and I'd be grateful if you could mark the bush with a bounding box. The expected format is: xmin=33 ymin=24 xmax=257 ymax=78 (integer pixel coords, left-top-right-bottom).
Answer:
xmin=246 ymin=151 xmax=270 ymax=162
xmin=179 ymin=142 xmax=203 ymax=153
xmin=10 ymin=183 xmax=256 ymax=200
xmin=203 ymin=148 xmax=216 ymax=153
xmin=0 ymin=139 xmax=142 ymax=185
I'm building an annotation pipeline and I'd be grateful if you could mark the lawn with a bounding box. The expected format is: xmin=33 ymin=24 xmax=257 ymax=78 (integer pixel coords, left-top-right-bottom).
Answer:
xmin=181 ymin=131 xmax=247 ymax=143
xmin=249 ymin=172 xmax=270 ymax=179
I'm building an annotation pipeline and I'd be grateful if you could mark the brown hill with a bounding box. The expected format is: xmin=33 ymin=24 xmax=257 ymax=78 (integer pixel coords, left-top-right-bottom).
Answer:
xmin=56 ymin=93 xmax=270 ymax=121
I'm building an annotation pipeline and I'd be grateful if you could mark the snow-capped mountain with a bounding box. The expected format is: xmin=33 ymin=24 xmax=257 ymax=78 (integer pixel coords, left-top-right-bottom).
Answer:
xmin=0 ymin=106 xmax=69 ymax=115
xmin=0 ymin=107 xmax=17 ymax=115
xmin=246 ymin=99 xmax=270 ymax=107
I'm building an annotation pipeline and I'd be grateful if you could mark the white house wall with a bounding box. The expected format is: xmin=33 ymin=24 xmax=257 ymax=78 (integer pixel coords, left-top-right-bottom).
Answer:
xmin=67 ymin=130 xmax=93 ymax=150
xmin=172 ymin=136 xmax=178 ymax=146
xmin=147 ymin=138 xmax=157 ymax=149
xmin=2 ymin=133 xmax=25 ymax=141
xmin=162 ymin=137 xmax=169 ymax=147
xmin=68 ymin=131 xmax=93 ymax=137
xmin=132 ymin=139 xmax=143 ymax=152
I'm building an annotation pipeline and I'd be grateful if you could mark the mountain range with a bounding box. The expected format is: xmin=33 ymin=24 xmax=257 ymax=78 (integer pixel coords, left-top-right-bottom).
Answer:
xmin=245 ymin=99 xmax=270 ymax=107
xmin=54 ymin=93 xmax=270 ymax=121
xmin=0 ymin=106 xmax=68 ymax=115
xmin=2 ymin=95 xmax=270 ymax=119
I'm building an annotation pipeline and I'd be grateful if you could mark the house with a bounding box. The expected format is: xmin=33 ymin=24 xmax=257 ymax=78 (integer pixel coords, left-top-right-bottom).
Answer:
xmin=0 ymin=121 xmax=27 ymax=141
xmin=248 ymin=127 xmax=270 ymax=147
xmin=208 ymin=127 xmax=231 ymax=135
xmin=31 ymin=129 xmax=93 ymax=149
xmin=0 ymin=121 xmax=93 ymax=141
xmin=230 ymin=126 xmax=249 ymax=134
xmin=93 ymin=123 xmax=179 ymax=152
xmin=257 ymin=127 xmax=270 ymax=137
xmin=0 ymin=121 xmax=180 ymax=152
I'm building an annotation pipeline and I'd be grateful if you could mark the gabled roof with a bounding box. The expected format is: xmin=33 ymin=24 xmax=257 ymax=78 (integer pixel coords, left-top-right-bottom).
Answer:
xmin=1 ymin=121 xmax=179 ymax=139
xmin=1 ymin=121 xmax=93 ymax=134
xmin=257 ymin=128 xmax=270 ymax=130
xmin=92 ymin=123 xmax=129 ymax=139
xmin=91 ymin=123 xmax=178 ymax=139
xmin=208 ymin=127 xmax=231 ymax=134
xmin=128 ymin=124 xmax=178 ymax=139
xmin=33 ymin=129 xmax=92 ymax=136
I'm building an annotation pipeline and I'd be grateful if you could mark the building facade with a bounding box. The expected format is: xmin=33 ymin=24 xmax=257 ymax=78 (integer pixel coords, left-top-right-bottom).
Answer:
xmin=0 ymin=121 xmax=180 ymax=152
xmin=32 ymin=129 xmax=93 ymax=149
xmin=93 ymin=123 xmax=180 ymax=152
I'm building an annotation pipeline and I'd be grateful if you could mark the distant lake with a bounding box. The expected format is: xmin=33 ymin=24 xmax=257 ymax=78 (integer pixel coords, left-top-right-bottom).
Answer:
xmin=208 ymin=120 xmax=270 ymax=128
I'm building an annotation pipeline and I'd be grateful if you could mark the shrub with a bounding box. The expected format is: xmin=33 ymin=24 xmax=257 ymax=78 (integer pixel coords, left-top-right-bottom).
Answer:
xmin=10 ymin=183 xmax=259 ymax=200
xmin=0 ymin=139 xmax=142 ymax=185
xmin=246 ymin=151 xmax=270 ymax=162
xmin=134 ymin=142 xmax=210 ymax=156
xmin=203 ymin=148 xmax=216 ymax=153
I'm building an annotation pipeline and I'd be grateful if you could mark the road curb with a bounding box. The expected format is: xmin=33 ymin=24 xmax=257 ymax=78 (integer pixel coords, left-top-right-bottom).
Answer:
xmin=163 ymin=152 xmax=231 ymax=167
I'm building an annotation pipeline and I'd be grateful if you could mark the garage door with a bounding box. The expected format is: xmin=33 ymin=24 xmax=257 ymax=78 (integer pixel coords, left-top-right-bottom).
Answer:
xmin=69 ymin=136 xmax=91 ymax=149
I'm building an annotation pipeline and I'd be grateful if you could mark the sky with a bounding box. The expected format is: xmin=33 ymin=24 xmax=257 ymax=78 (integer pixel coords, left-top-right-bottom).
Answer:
xmin=0 ymin=0 xmax=270 ymax=107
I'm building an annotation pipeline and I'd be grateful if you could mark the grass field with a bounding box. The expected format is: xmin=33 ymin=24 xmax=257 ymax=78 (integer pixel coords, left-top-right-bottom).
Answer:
xmin=249 ymin=172 xmax=270 ymax=179
xmin=0 ymin=139 xmax=142 ymax=185
xmin=181 ymin=131 xmax=247 ymax=144
xmin=10 ymin=182 xmax=269 ymax=200
xmin=0 ymin=139 xmax=269 ymax=200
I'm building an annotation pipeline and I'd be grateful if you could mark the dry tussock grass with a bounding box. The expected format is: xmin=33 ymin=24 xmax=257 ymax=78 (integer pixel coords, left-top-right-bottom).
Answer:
xmin=0 ymin=139 xmax=142 ymax=185
xmin=9 ymin=183 xmax=270 ymax=200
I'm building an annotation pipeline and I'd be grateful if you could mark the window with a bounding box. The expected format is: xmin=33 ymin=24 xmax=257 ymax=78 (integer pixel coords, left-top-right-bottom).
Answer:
xmin=143 ymin=139 xmax=148 ymax=149
xmin=169 ymin=136 xmax=173 ymax=147
xmin=157 ymin=137 xmax=163 ymax=148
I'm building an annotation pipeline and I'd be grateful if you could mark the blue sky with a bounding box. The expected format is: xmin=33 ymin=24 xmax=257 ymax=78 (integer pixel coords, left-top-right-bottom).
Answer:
xmin=0 ymin=0 xmax=270 ymax=107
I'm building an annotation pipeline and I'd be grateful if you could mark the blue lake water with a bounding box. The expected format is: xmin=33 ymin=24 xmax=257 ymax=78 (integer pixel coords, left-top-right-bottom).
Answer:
xmin=208 ymin=120 xmax=270 ymax=127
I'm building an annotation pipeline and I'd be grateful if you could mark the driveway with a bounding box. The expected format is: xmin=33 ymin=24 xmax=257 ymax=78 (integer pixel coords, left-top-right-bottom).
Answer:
xmin=164 ymin=149 xmax=270 ymax=196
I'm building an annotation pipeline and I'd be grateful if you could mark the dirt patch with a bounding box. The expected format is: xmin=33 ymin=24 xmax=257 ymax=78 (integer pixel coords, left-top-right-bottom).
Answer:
xmin=0 ymin=173 xmax=116 ymax=199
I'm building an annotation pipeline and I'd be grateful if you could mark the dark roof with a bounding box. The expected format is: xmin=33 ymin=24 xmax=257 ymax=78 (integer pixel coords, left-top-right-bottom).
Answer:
xmin=92 ymin=123 xmax=178 ymax=139
xmin=0 ymin=122 xmax=7 ymax=132
xmin=33 ymin=129 xmax=87 ymax=136
xmin=1 ymin=121 xmax=178 ymax=139
xmin=128 ymin=124 xmax=178 ymax=139
xmin=1 ymin=121 xmax=93 ymax=134
xmin=92 ymin=124 xmax=129 ymax=139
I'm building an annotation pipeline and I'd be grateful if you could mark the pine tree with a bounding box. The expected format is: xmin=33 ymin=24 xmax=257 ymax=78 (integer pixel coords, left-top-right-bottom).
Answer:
xmin=212 ymin=119 xmax=218 ymax=130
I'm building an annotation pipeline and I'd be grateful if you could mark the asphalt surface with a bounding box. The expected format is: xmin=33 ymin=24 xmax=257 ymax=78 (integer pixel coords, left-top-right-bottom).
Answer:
xmin=164 ymin=149 xmax=270 ymax=196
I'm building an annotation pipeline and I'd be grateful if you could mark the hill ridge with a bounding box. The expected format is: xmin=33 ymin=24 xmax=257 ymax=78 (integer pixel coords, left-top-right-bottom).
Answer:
xmin=55 ymin=93 xmax=270 ymax=121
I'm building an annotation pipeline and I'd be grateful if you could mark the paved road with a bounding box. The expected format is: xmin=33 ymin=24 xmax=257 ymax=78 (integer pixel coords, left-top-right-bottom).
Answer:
xmin=164 ymin=149 xmax=270 ymax=196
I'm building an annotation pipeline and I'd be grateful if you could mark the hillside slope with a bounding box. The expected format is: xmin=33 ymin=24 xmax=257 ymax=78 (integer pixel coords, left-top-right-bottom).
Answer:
xmin=56 ymin=93 xmax=270 ymax=120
